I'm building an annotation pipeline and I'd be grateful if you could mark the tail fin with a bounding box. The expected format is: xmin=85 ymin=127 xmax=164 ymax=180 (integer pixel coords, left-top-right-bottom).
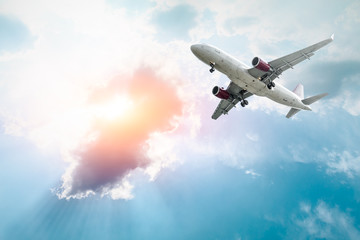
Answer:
xmin=293 ymin=84 xmax=304 ymax=99
xmin=286 ymin=87 xmax=328 ymax=118
xmin=286 ymin=84 xmax=304 ymax=118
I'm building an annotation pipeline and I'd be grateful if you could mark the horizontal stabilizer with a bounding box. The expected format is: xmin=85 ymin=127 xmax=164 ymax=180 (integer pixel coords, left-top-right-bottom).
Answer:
xmin=286 ymin=108 xmax=301 ymax=118
xmin=287 ymin=92 xmax=328 ymax=118
xmin=302 ymin=93 xmax=328 ymax=105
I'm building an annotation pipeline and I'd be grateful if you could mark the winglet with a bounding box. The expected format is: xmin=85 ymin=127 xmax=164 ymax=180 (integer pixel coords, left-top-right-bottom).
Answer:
xmin=331 ymin=33 xmax=335 ymax=41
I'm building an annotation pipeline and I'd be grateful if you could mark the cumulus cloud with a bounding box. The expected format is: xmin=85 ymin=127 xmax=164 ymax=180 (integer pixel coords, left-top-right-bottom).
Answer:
xmin=57 ymin=68 xmax=183 ymax=199
xmin=292 ymin=201 xmax=360 ymax=240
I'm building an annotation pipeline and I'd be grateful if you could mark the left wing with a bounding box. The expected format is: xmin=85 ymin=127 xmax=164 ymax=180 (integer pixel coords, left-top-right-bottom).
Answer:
xmin=212 ymin=82 xmax=252 ymax=120
xmin=248 ymin=35 xmax=334 ymax=85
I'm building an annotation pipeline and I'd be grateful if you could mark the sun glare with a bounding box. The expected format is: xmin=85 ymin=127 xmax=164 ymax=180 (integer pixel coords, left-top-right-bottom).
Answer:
xmin=96 ymin=95 xmax=134 ymax=121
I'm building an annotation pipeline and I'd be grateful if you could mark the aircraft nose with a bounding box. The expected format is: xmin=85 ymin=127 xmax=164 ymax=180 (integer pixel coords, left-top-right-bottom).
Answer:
xmin=190 ymin=44 xmax=200 ymax=54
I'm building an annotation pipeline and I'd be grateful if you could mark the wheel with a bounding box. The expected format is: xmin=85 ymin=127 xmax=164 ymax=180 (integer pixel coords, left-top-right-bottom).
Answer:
xmin=267 ymin=84 xmax=272 ymax=90
xmin=271 ymin=81 xmax=275 ymax=87
xmin=241 ymin=102 xmax=245 ymax=107
xmin=244 ymin=100 xmax=248 ymax=105
xmin=210 ymin=69 xmax=214 ymax=73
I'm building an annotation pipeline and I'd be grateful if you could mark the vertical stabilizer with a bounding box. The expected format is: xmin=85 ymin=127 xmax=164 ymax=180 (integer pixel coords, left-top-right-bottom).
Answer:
xmin=292 ymin=84 xmax=304 ymax=99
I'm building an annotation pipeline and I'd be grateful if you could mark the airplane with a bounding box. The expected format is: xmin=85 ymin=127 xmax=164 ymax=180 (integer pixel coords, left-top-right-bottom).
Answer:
xmin=190 ymin=34 xmax=334 ymax=119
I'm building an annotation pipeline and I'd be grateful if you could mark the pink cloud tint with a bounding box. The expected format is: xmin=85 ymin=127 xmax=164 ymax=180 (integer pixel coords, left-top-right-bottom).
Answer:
xmin=63 ymin=68 xmax=183 ymax=197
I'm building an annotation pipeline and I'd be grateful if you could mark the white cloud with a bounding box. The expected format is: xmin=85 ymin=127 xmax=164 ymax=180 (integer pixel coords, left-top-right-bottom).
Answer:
xmin=299 ymin=202 xmax=311 ymax=214
xmin=245 ymin=169 xmax=261 ymax=177
xmin=288 ymin=144 xmax=311 ymax=163
xmin=307 ymin=69 xmax=360 ymax=118
xmin=342 ymin=91 xmax=360 ymax=116
xmin=0 ymin=112 xmax=26 ymax=137
xmin=294 ymin=201 xmax=360 ymax=240
xmin=332 ymin=74 xmax=360 ymax=116
xmin=144 ymin=131 xmax=183 ymax=181
xmin=107 ymin=178 xmax=134 ymax=200
xmin=286 ymin=145 xmax=360 ymax=179
xmin=325 ymin=150 xmax=360 ymax=178
xmin=333 ymin=1 xmax=360 ymax=61
xmin=178 ymin=117 xmax=265 ymax=173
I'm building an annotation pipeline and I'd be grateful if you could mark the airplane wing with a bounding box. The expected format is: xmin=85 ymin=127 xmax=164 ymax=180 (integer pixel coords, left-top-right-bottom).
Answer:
xmin=212 ymin=82 xmax=252 ymax=120
xmin=247 ymin=35 xmax=334 ymax=85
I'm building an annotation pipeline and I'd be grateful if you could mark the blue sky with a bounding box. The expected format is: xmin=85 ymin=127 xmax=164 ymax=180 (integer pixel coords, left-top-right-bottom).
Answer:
xmin=1 ymin=0 xmax=360 ymax=239
xmin=0 ymin=15 xmax=33 ymax=53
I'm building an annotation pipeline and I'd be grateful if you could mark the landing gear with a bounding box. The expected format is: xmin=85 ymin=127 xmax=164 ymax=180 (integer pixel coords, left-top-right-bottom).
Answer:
xmin=239 ymin=90 xmax=249 ymax=107
xmin=209 ymin=62 xmax=215 ymax=73
xmin=240 ymin=99 xmax=248 ymax=107
xmin=267 ymin=81 xmax=275 ymax=89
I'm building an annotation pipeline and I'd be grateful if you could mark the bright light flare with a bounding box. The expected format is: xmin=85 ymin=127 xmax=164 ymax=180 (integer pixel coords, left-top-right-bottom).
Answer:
xmin=95 ymin=94 xmax=134 ymax=121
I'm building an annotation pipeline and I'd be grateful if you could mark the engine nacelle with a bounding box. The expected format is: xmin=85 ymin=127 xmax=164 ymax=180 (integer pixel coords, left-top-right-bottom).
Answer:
xmin=212 ymin=86 xmax=230 ymax=100
xmin=252 ymin=57 xmax=271 ymax=72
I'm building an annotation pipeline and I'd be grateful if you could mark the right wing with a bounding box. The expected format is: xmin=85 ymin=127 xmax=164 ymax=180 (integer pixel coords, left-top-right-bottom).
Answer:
xmin=212 ymin=82 xmax=252 ymax=120
xmin=248 ymin=34 xmax=334 ymax=85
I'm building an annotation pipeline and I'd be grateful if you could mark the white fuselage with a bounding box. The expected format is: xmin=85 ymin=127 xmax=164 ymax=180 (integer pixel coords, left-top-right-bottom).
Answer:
xmin=191 ymin=44 xmax=311 ymax=111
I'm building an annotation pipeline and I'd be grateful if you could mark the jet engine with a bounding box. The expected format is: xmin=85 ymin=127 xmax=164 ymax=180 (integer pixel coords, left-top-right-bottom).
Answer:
xmin=252 ymin=57 xmax=272 ymax=72
xmin=212 ymin=86 xmax=230 ymax=100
